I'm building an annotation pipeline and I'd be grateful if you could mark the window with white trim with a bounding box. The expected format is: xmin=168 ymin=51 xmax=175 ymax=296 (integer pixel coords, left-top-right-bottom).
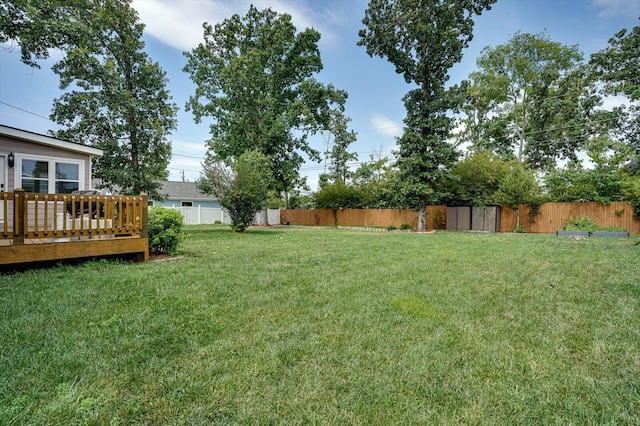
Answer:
xmin=55 ymin=162 xmax=80 ymax=193
xmin=18 ymin=155 xmax=84 ymax=194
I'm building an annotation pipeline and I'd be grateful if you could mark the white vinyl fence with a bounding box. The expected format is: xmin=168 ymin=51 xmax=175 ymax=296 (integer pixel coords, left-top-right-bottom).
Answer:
xmin=252 ymin=208 xmax=282 ymax=226
xmin=159 ymin=206 xmax=281 ymax=226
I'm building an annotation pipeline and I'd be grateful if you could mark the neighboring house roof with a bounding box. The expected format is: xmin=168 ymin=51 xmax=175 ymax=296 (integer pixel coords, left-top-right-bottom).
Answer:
xmin=158 ymin=181 xmax=218 ymax=202
xmin=0 ymin=125 xmax=103 ymax=157
xmin=90 ymin=180 xmax=217 ymax=201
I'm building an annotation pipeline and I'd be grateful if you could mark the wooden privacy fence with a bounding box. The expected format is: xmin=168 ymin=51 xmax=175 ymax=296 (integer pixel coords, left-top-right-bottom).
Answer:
xmin=281 ymin=202 xmax=639 ymax=234
xmin=1 ymin=189 xmax=149 ymax=265
xmin=281 ymin=207 xmax=447 ymax=229
xmin=500 ymin=201 xmax=640 ymax=234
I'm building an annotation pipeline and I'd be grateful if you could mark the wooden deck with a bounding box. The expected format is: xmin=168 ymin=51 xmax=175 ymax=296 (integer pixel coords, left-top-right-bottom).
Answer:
xmin=1 ymin=189 xmax=148 ymax=266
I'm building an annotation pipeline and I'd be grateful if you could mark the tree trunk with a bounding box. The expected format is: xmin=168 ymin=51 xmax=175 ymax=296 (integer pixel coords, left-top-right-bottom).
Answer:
xmin=261 ymin=207 xmax=268 ymax=226
xmin=417 ymin=206 xmax=426 ymax=231
xmin=515 ymin=207 xmax=520 ymax=231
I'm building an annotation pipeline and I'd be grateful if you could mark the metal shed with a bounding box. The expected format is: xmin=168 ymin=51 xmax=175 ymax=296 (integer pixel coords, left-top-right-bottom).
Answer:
xmin=471 ymin=205 xmax=501 ymax=232
xmin=446 ymin=206 xmax=472 ymax=231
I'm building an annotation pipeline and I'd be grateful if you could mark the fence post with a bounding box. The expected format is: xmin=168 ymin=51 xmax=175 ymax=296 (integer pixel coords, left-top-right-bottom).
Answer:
xmin=13 ymin=188 xmax=25 ymax=246
xmin=140 ymin=193 xmax=148 ymax=238
xmin=198 ymin=205 xmax=201 ymax=225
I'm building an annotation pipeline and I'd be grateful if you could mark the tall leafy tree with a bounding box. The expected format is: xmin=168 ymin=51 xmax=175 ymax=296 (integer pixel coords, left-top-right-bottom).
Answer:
xmin=459 ymin=32 xmax=594 ymax=171
xmin=1 ymin=0 xmax=178 ymax=199
xmin=0 ymin=0 xmax=90 ymax=68
xmin=358 ymin=0 xmax=496 ymax=230
xmin=325 ymin=111 xmax=358 ymax=184
xmin=591 ymin=20 xmax=640 ymax=158
xmin=184 ymin=6 xmax=348 ymax=207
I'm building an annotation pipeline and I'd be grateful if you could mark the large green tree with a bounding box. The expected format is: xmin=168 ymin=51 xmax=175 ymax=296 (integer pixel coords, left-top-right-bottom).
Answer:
xmin=0 ymin=0 xmax=90 ymax=68
xmin=460 ymin=32 xmax=595 ymax=171
xmin=1 ymin=0 xmax=178 ymax=199
xmin=184 ymin=6 xmax=348 ymax=208
xmin=591 ymin=19 xmax=640 ymax=158
xmin=324 ymin=111 xmax=358 ymax=184
xmin=358 ymin=0 xmax=496 ymax=230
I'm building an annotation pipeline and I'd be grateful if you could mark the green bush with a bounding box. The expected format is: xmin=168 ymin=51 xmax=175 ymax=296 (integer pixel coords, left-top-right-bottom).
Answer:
xmin=560 ymin=216 xmax=627 ymax=233
xmin=148 ymin=207 xmax=184 ymax=255
xmin=562 ymin=216 xmax=599 ymax=232
xmin=399 ymin=223 xmax=413 ymax=230
xmin=386 ymin=224 xmax=397 ymax=231
xmin=313 ymin=181 xmax=365 ymax=209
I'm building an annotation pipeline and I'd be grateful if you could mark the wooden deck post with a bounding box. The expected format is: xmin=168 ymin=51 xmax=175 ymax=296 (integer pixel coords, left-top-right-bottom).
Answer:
xmin=140 ymin=193 xmax=148 ymax=239
xmin=13 ymin=188 xmax=25 ymax=246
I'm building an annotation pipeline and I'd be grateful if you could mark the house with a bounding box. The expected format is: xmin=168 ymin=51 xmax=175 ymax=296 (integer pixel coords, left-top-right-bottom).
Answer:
xmin=1 ymin=125 xmax=148 ymax=265
xmin=152 ymin=180 xmax=221 ymax=208
xmin=1 ymin=125 xmax=103 ymax=194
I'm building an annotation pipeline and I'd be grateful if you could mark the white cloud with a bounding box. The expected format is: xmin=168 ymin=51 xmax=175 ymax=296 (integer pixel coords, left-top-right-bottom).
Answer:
xmin=592 ymin=0 xmax=640 ymax=18
xmin=171 ymin=138 xmax=207 ymax=156
xmin=369 ymin=114 xmax=402 ymax=137
xmin=132 ymin=0 xmax=339 ymax=52
xmin=601 ymin=93 xmax=632 ymax=110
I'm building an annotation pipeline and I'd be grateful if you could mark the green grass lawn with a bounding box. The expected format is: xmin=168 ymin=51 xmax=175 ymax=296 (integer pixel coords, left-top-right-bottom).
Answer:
xmin=1 ymin=226 xmax=639 ymax=424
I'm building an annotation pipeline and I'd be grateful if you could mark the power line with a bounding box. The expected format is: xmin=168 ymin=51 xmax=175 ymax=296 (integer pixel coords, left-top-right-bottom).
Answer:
xmin=172 ymin=153 xmax=204 ymax=160
xmin=168 ymin=167 xmax=201 ymax=173
xmin=0 ymin=101 xmax=53 ymax=121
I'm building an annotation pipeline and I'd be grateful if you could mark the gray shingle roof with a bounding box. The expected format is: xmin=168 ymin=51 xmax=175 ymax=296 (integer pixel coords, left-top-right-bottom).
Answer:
xmin=158 ymin=181 xmax=218 ymax=201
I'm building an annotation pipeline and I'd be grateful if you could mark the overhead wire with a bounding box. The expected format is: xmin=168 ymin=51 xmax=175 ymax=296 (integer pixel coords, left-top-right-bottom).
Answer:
xmin=0 ymin=101 xmax=53 ymax=121
xmin=3 ymin=98 xmax=632 ymax=171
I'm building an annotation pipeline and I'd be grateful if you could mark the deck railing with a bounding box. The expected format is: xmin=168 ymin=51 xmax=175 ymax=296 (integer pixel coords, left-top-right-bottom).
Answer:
xmin=1 ymin=189 xmax=148 ymax=245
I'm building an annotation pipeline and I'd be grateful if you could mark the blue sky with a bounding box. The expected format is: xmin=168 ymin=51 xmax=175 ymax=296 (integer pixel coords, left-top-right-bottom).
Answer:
xmin=1 ymin=0 xmax=639 ymax=189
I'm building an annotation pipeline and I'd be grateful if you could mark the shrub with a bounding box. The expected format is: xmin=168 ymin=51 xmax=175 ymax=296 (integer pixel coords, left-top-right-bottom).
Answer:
xmin=386 ymin=224 xmax=397 ymax=231
xmin=433 ymin=210 xmax=443 ymax=229
xmin=399 ymin=223 xmax=413 ymax=230
xmin=148 ymin=207 xmax=184 ymax=255
xmin=561 ymin=216 xmax=628 ymax=233
xmin=313 ymin=181 xmax=365 ymax=209
xmin=562 ymin=216 xmax=599 ymax=232
xmin=197 ymin=150 xmax=271 ymax=232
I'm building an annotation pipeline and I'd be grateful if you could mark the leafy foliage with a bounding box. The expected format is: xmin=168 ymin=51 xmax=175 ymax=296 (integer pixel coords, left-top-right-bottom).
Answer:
xmin=2 ymin=0 xmax=178 ymax=199
xmin=0 ymin=0 xmax=92 ymax=68
xmin=543 ymin=136 xmax=635 ymax=204
xmin=358 ymin=0 xmax=496 ymax=229
xmin=184 ymin=6 xmax=348 ymax=201
xmin=561 ymin=216 xmax=599 ymax=232
xmin=591 ymin=20 xmax=640 ymax=159
xmin=148 ymin=207 xmax=184 ymax=255
xmin=198 ymin=150 xmax=272 ymax=232
xmin=313 ymin=181 xmax=366 ymax=209
xmin=459 ymin=31 xmax=594 ymax=171
xmin=495 ymin=162 xmax=541 ymax=230
xmin=446 ymin=150 xmax=510 ymax=205
xmin=560 ymin=216 xmax=628 ymax=233
xmin=324 ymin=111 xmax=358 ymax=184
xmin=621 ymin=173 xmax=640 ymax=218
